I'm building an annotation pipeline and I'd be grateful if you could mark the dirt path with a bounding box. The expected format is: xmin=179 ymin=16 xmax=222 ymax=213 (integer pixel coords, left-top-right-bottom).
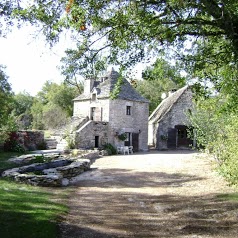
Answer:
xmin=59 ymin=150 xmax=238 ymax=238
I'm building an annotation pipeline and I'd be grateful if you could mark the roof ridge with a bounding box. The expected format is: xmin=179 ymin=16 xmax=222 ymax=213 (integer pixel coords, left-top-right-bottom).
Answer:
xmin=149 ymin=85 xmax=189 ymax=121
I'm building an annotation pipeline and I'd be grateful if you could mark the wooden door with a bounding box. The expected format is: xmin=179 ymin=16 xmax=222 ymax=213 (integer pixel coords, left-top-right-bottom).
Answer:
xmin=167 ymin=128 xmax=177 ymax=149
xmin=132 ymin=133 xmax=139 ymax=152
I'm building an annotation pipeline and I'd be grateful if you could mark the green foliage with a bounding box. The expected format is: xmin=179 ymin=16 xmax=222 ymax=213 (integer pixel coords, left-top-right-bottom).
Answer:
xmin=117 ymin=133 xmax=127 ymax=141
xmin=0 ymin=152 xmax=68 ymax=238
xmin=13 ymin=91 xmax=34 ymax=129
xmin=217 ymin=193 xmax=238 ymax=202
xmin=110 ymin=74 xmax=124 ymax=99
xmin=0 ymin=65 xmax=18 ymax=143
xmin=63 ymin=129 xmax=76 ymax=149
xmin=0 ymin=179 xmax=68 ymax=238
xmin=43 ymin=105 xmax=70 ymax=129
xmin=61 ymin=49 xmax=107 ymax=86
xmin=3 ymin=0 xmax=238 ymax=105
xmin=103 ymin=143 xmax=117 ymax=155
xmin=189 ymin=96 xmax=238 ymax=185
xmin=3 ymin=132 xmax=26 ymax=153
xmin=0 ymin=151 xmax=25 ymax=173
xmin=136 ymin=57 xmax=186 ymax=114
xmin=31 ymin=81 xmax=77 ymax=130
xmin=31 ymin=99 xmax=45 ymax=130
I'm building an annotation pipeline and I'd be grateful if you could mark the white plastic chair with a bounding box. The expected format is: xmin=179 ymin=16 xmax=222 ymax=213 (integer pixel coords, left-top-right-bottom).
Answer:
xmin=128 ymin=146 xmax=133 ymax=154
xmin=117 ymin=146 xmax=123 ymax=154
xmin=123 ymin=146 xmax=129 ymax=155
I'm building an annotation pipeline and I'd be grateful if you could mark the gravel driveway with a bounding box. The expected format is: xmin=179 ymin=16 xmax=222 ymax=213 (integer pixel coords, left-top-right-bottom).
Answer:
xmin=59 ymin=150 xmax=238 ymax=238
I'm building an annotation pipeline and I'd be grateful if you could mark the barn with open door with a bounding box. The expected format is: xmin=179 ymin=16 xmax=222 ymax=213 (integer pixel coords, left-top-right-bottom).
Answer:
xmin=148 ymin=85 xmax=195 ymax=150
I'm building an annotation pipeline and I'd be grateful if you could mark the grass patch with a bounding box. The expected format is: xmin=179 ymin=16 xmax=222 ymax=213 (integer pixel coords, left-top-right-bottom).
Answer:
xmin=0 ymin=151 xmax=69 ymax=238
xmin=217 ymin=193 xmax=238 ymax=202
xmin=0 ymin=151 xmax=26 ymax=173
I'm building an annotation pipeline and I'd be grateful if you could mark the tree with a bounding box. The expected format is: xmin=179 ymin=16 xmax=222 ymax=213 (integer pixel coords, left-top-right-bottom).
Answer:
xmin=188 ymin=96 xmax=238 ymax=185
xmin=13 ymin=91 xmax=34 ymax=129
xmin=31 ymin=81 xmax=78 ymax=130
xmin=136 ymin=57 xmax=186 ymax=114
xmin=0 ymin=65 xmax=17 ymax=143
xmin=2 ymin=1 xmax=237 ymax=104
xmin=49 ymin=83 xmax=80 ymax=117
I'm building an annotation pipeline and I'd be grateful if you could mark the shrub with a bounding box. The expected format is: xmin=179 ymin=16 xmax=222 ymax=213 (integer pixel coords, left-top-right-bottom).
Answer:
xmin=3 ymin=132 xmax=25 ymax=153
xmin=103 ymin=143 xmax=117 ymax=155
xmin=189 ymin=97 xmax=238 ymax=185
xmin=36 ymin=141 xmax=47 ymax=150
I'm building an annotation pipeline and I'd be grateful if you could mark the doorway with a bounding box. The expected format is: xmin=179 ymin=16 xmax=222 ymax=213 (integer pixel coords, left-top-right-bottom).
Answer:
xmin=132 ymin=133 xmax=139 ymax=152
xmin=175 ymin=125 xmax=193 ymax=147
xmin=95 ymin=136 xmax=99 ymax=148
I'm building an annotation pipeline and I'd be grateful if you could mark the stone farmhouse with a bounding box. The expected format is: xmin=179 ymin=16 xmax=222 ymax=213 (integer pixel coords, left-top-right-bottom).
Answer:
xmin=71 ymin=68 xmax=149 ymax=152
xmin=148 ymin=85 xmax=194 ymax=150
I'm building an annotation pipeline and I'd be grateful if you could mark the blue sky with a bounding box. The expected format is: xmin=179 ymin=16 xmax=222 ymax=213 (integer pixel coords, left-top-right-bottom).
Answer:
xmin=0 ymin=25 xmax=69 ymax=96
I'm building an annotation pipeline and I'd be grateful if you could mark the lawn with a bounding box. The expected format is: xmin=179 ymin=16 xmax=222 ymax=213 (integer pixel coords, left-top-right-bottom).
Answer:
xmin=0 ymin=151 xmax=69 ymax=238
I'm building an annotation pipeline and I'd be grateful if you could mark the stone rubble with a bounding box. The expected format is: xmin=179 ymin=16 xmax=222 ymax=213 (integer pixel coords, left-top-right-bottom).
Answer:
xmin=2 ymin=150 xmax=101 ymax=187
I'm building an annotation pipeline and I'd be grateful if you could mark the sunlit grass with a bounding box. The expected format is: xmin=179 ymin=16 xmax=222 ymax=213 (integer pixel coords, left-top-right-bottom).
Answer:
xmin=0 ymin=151 xmax=69 ymax=238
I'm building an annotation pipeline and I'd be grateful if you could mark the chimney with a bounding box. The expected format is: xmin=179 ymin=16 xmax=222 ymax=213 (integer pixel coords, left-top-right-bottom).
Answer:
xmin=84 ymin=77 xmax=95 ymax=94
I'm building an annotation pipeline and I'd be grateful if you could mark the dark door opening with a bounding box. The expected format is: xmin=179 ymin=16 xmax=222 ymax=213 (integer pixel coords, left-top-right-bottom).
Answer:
xmin=95 ymin=136 xmax=99 ymax=148
xmin=132 ymin=133 xmax=139 ymax=152
xmin=175 ymin=125 xmax=193 ymax=147
xmin=167 ymin=128 xmax=177 ymax=149
xmin=124 ymin=132 xmax=131 ymax=146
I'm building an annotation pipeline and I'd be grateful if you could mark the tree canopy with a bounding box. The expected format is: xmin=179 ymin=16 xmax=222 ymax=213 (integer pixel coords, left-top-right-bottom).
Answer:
xmin=2 ymin=0 xmax=235 ymax=107
xmin=30 ymin=81 xmax=78 ymax=130
xmin=136 ymin=57 xmax=186 ymax=114
xmin=0 ymin=65 xmax=17 ymax=143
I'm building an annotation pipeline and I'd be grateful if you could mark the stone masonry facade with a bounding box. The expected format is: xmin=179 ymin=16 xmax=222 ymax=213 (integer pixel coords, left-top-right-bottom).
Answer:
xmin=148 ymin=86 xmax=193 ymax=150
xmin=72 ymin=69 xmax=149 ymax=151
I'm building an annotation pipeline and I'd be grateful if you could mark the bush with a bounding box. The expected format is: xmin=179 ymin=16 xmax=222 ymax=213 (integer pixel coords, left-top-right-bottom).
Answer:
xmin=36 ymin=141 xmax=47 ymax=150
xmin=103 ymin=143 xmax=117 ymax=155
xmin=189 ymin=97 xmax=238 ymax=185
xmin=3 ymin=132 xmax=25 ymax=153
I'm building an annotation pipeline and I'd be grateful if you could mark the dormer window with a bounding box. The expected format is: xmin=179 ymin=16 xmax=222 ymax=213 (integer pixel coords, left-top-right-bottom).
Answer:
xmin=91 ymin=93 xmax=97 ymax=101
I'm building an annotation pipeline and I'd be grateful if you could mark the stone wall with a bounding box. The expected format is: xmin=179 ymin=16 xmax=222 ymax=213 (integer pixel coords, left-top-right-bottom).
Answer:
xmin=73 ymin=98 xmax=110 ymax=122
xmin=109 ymin=99 xmax=149 ymax=151
xmin=156 ymin=89 xmax=193 ymax=150
xmin=4 ymin=131 xmax=45 ymax=151
xmin=2 ymin=150 xmax=101 ymax=186
xmin=2 ymin=159 xmax=91 ymax=187
xmin=75 ymin=121 xmax=109 ymax=149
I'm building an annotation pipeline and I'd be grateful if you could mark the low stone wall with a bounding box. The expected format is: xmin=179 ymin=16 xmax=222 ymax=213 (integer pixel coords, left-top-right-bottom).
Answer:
xmin=2 ymin=150 xmax=101 ymax=186
xmin=4 ymin=131 xmax=45 ymax=151
xmin=2 ymin=158 xmax=91 ymax=187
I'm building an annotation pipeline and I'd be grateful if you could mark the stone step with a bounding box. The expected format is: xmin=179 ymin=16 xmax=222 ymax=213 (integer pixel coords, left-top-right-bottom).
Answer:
xmin=45 ymin=138 xmax=58 ymax=149
xmin=56 ymin=139 xmax=68 ymax=150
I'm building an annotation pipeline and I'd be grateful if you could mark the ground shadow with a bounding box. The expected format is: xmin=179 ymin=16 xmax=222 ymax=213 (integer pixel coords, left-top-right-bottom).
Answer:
xmin=59 ymin=190 xmax=238 ymax=237
xmin=74 ymin=168 xmax=204 ymax=188
xmin=59 ymin=168 xmax=238 ymax=238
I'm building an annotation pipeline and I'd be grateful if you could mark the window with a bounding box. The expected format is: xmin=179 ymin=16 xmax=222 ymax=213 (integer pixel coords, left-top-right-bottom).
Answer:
xmin=91 ymin=107 xmax=96 ymax=120
xmin=91 ymin=93 xmax=96 ymax=101
xmin=126 ymin=106 xmax=131 ymax=115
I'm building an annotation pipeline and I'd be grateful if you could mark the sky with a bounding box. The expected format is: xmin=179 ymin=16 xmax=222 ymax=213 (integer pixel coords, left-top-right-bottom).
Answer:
xmin=0 ymin=25 xmax=147 ymax=96
xmin=0 ymin=25 xmax=70 ymax=96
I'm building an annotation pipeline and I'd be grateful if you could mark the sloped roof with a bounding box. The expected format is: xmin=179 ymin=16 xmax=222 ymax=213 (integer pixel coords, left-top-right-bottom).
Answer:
xmin=149 ymin=85 xmax=190 ymax=123
xmin=73 ymin=69 xmax=149 ymax=103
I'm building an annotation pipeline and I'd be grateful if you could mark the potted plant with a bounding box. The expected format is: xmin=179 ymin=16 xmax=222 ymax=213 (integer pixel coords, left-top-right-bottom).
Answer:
xmin=117 ymin=133 xmax=127 ymax=141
